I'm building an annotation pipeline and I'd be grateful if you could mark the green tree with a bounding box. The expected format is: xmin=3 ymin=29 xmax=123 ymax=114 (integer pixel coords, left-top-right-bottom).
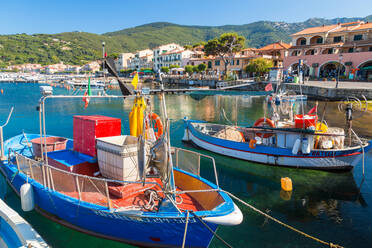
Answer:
xmin=184 ymin=45 xmax=192 ymax=50
xmin=185 ymin=65 xmax=193 ymax=74
xmin=169 ymin=64 xmax=179 ymax=69
xmin=204 ymin=33 xmax=245 ymax=76
xmin=161 ymin=66 xmax=169 ymax=73
xmin=108 ymin=53 xmax=120 ymax=59
xmin=244 ymin=58 xmax=274 ymax=76
xmin=197 ymin=63 xmax=207 ymax=73
xmin=192 ymin=65 xmax=199 ymax=73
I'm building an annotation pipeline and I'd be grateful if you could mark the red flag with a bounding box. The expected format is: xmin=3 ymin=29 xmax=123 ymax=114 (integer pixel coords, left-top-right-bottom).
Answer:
xmin=307 ymin=105 xmax=317 ymax=115
xmin=82 ymin=91 xmax=90 ymax=108
xmin=265 ymin=83 xmax=273 ymax=91
xmin=104 ymin=52 xmax=107 ymax=58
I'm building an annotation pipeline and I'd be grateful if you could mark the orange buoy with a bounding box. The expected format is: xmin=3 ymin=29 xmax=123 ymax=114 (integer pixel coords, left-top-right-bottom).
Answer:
xmin=0 ymin=89 xmax=3 ymax=94
xmin=281 ymin=177 xmax=293 ymax=191
xmin=253 ymin=117 xmax=275 ymax=138
xmin=146 ymin=113 xmax=164 ymax=139
xmin=249 ymin=139 xmax=257 ymax=149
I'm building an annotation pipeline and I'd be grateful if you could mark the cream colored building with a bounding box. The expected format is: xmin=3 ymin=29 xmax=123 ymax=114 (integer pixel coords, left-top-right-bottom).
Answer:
xmin=153 ymin=43 xmax=183 ymax=71
xmin=127 ymin=49 xmax=153 ymax=70
xmin=115 ymin=53 xmax=134 ymax=71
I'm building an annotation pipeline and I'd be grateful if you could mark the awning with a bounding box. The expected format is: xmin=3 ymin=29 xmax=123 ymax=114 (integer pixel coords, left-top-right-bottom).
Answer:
xmin=361 ymin=66 xmax=372 ymax=70
xmin=170 ymin=68 xmax=185 ymax=71
xmin=139 ymin=69 xmax=153 ymax=73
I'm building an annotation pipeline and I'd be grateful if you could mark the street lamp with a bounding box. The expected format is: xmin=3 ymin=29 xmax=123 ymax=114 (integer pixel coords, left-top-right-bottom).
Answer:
xmin=335 ymin=53 xmax=343 ymax=88
xmin=102 ymin=41 xmax=106 ymax=85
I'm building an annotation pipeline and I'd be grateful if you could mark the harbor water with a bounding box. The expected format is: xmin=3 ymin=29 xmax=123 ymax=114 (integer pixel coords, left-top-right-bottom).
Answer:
xmin=0 ymin=82 xmax=372 ymax=247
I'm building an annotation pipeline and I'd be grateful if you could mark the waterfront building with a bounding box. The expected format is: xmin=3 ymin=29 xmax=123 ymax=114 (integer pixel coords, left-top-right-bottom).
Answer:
xmin=115 ymin=53 xmax=134 ymax=71
xmin=159 ymin=48 xmax=195 ymax=68
xmin=257 ymin=42 xmax=291 ymax=67
xmin=127 ymin=49 xmax=153 ymax=70
xmin=81 ymin=61 xmax=100 ymax=72
xmin=45 ymin=63 xmax=68 ymax=74
xmin=65 ymin=65 xmax=81 ymax=73
xmin=284 ymin=21 xmax=372 ymax=80
xmin=7 ymin=63 xmax=43 ymax=73
xmin=187 ymin=47 xmax=277 ymax=78
xmin=153 ymin=43 xmax=184 ymax=71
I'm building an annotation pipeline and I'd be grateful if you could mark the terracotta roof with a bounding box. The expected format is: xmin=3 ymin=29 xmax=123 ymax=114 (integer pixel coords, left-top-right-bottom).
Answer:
xmin=258 ymin=42 xmax=291 ymax=50
xmin=292 ymin=24 xmax=339 ymax=36
xmin=354 ymin=22 xmax=372 ymax=31
xmin=161 ymin=49 xmax=185 ymax=55
xmin=292 ymin=21 xmax=372 ymax=36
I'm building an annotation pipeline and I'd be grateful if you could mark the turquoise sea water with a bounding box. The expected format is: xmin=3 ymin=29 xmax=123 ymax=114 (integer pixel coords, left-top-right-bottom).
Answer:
xmin=0 ymin=82 xmax=372 ymax=248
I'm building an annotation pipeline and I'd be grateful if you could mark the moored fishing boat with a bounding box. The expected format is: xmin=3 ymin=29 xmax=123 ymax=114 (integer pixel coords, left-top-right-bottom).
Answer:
xmin=0 ymin=81 xmax=242 ymax=247
xmin=183 ymin=97 xmax=372 ymax=171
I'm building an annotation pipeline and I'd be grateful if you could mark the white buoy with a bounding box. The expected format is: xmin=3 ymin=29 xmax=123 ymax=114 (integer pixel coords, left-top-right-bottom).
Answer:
xmin=301 ymin=137 xmax=310 ymax=154
xmin=292 ymin=138 xmax=301 ymax=155
xmin=20 ymin=182 xmax=34 ymax=211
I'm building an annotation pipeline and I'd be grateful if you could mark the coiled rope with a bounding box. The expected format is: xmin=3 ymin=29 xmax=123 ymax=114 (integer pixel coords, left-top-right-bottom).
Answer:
xmin=222 ymin=190 xmax=344 ymax=248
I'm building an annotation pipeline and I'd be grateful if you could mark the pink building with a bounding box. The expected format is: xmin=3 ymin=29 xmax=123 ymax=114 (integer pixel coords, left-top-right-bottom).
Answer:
xmin=284 ymin=21 xmax=372 ymax=81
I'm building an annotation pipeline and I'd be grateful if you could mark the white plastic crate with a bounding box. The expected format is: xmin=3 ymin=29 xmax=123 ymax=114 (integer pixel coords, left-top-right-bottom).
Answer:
xmin=96 ymin=135 xmax=140 ymax=182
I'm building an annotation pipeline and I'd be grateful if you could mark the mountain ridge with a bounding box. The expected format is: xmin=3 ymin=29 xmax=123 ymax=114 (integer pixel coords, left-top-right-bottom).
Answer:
xmin=1 ymin=15 xmax=371 ymax=67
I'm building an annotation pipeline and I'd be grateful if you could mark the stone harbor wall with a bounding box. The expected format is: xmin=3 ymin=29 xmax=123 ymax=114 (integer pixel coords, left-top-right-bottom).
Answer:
xmin=282 ymin=83 xmax=372 ymax=101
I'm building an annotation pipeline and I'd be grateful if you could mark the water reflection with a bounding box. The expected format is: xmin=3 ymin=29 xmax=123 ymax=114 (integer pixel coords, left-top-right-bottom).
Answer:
xmin=1 ymin=83 xmax=372 ymax=248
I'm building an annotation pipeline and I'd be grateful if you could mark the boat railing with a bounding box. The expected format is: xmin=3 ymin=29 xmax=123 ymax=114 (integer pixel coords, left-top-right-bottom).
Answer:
xmin=0 ymin=107 xmax=14 ymax=161
xmin=13 ymin=152 xmax=164 ymax=211
xmin=173 ymin=147 xmax=219 ymax=188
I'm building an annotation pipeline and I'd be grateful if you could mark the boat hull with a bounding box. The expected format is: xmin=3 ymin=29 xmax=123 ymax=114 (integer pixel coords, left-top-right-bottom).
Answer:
xmin=184 ymin=120 xmax=372 ymax=171
xmin=0 ymin=134 xmax=239 ymax=248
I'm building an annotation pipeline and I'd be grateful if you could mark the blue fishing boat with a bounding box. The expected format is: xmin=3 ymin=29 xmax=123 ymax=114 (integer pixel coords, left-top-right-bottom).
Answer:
xmin=183 ymin=97 xmax=372 ymax=171
xmin=0 ymin=83 xmax=242 ymax=247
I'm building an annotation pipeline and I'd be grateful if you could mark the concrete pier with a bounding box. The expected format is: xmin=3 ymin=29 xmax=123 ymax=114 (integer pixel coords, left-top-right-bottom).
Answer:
xmin=281 ymin=81 xmax=372 ymax=100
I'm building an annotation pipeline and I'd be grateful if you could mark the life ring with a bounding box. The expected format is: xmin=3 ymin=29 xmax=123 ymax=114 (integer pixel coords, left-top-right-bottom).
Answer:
xmin=146 ymin=113 xmax=164 ymax=139
xmin=249 ymin=139 xmax=257 ymax=149
xmin=253 ymin=118 xmax=275 ymax=138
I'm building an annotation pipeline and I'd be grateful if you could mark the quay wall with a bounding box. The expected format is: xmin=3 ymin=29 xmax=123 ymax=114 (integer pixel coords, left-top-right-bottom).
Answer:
xmin=281 ymin=83 xmax=372 ymax=101
xmin=163 ymin=78 xmax=269 ymax=91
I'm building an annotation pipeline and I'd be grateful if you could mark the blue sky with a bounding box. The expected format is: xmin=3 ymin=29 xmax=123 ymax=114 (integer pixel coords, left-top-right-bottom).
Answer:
xmin=0 ymin=0 xmax=371 ymax=34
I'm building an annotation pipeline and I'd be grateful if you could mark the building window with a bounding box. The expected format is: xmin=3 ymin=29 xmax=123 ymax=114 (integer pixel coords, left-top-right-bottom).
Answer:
xmin=316 ymin=37 xmax=323 ymax=44
xmin=231 ymin=59 xmax=234 ymax=65
xmin=333 ymin=36 xmax=342 ymax=42
xmin=348 ymin=48 xmax=354 ymax=53
xmin=328 ymin=49 xmax=333 ymax=54
xmin=369 ymin=47 xmax=372 ymax=52
xmin=300 ymin=39 xmax=306 ymax=45
xmin=215 ymin=60 xmax=220 ymax=66
xmin=236 ymin=59 xmax=240 ymax=65
xmin=354 ymin=35 xmax=363 ymax=41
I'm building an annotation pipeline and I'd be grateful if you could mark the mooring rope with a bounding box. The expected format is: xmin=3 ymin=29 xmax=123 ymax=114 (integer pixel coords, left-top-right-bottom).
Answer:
xmin=222 ymin=190 xmax=344 ymax=248
xmin=190 ymin=211 xmax=233 ymax=248
xmin=181 ymin=210 xmax=189 ymax=248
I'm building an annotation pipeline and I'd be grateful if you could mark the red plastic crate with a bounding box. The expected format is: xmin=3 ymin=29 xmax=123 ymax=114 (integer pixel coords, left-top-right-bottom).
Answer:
xmin=73 ymin=115 xmax=121 ymax=157
xmin=294 ymin=114 xmax=318 ymax=129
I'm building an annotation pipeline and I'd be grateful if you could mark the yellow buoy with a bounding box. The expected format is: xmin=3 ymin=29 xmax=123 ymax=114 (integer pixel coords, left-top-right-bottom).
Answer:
xmin=281 ymin=177 xmax=293 ymax=191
